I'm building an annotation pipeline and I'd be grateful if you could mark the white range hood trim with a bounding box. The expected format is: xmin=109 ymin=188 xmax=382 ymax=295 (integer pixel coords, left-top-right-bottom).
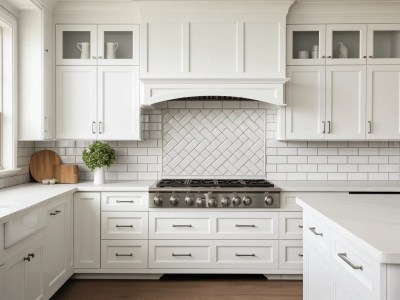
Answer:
xmin=140 ymin=78 xmax=289 ymax=107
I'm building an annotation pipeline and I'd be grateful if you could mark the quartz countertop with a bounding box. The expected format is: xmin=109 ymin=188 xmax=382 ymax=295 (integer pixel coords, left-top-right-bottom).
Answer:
xmin=297 ymin=193 xmax=400 ymax=264
xmin=273 ymin=180 xmax=400 ymax=192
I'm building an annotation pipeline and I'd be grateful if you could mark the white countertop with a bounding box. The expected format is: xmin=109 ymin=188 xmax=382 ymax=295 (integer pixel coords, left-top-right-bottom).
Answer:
xmin=0 ymin=181 xmax=154 ymax=222
xmin=273 ymin=180 xmax=400 ymax=192
xmin=297 ymin=193 xmax=400 ymax=264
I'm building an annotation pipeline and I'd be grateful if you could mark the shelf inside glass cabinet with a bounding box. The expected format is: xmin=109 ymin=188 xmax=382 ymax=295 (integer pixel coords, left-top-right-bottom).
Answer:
xmin=332 ymin=31 xmax=360 ymax=59
xmin=63 ymin=31 xmax=91 ymax=59
xmin=373 ymin=31 xmax=400 ymax=58
xmin=103 ymin=31 xmax=133 ymax=59
xmin=292 ymin=31 xmax=319 ymax=59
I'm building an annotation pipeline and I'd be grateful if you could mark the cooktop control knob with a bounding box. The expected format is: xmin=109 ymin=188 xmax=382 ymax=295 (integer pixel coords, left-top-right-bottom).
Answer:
xmin=196 ymin=198 xmax=205 ymax=207
xmin=185 ymin=196 xmax=194 ymax=206
xmin=243 ymin=196 xmax=252 ymax=206
xmin=169 ymin=196 xmax=179 ymax=206
xmin=265 ymin=196 xmax=274 ymax=206
xmin=153 ymin=196 xmax=163 ymax=206
xmin=232 ymin=196 xmax=241 ymax=206
xmin=208 ymin=197 xmax=217 ymax=207
xmin=221 ymin=197 xmax=231 ymax=207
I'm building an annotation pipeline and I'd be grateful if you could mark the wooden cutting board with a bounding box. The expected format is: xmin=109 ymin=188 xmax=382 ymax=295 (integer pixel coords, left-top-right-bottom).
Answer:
xmin=29 ymin=150 xmax=62 ymax=182
xmin=54 ymin=164 xmax=79 ymax=184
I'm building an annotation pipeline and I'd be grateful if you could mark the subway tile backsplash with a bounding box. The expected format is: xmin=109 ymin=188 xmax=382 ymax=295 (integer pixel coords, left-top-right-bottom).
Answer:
xmin=2 ymin=100 xmax=400 ymax=189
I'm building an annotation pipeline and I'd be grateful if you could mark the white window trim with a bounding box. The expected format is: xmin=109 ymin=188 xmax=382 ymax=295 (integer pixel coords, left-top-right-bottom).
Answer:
xmin=0 ymin=5 xmax=18 ymax=174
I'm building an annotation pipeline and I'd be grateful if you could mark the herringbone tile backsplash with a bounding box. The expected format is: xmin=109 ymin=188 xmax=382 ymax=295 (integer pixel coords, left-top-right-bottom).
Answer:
xmin=163 ymin=109 xmax=265 ymax=176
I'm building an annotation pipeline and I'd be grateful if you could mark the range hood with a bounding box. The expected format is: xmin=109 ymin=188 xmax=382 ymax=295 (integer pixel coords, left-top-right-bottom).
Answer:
xmin=138 ymin=1 xmax=294 ymax=107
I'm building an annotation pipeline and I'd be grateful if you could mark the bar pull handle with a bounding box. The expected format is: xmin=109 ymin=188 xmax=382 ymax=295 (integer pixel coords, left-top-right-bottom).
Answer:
xmin=309 ymin=227 xmax=323 ymax=237
xmin=368 ymin=121 xmax=372 ymax=134
xmin=338 ymin=253 xmax=363 ymax=271
xmin=115 ymin=253 xmax=133 ymax=257
xmin=298 ymin=225 xmax=303 ymax=229
xmin=298 ymin=254 xmax=303 ymax=258
xmin=92 ymin=121 xmax=96 ymax=134
xmin=115 ymin=225 xmax=134 ymax=228
xmin=327 ymin=121 xmax=331 ymax=134
xmin=322 ymin=121 xmax=326 ymax=134
xmin=116 ymin=200 xmax=134 ymax=203
xmin=172 ymin=224 xmax=192 ymax=228
xmin=235 ymin=224 xmax=255 ymax=228
xmin=99 ymin=121 xmax=103 ymax=134
xmin=235 ymin=253 xmax=256 ymax=257
xmin=50 ymin=210 xmax=61 ymax=216
xmin=172 ymin=253 xmax=192 ymax=257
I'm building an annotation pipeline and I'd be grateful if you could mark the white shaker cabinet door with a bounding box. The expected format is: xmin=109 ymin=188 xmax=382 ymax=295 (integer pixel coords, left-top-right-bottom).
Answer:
xmin=325 ymin=66 xmax=366 ymax=140
xmin=285 ymin=66 xmax=326 ymax=140
xmin=56 ymin=66 xmax=97 ymax=140
xmin=97 ymin=66 xmax=141 ymax=140
xmin=367 ymin=65 xmax=400 ymax=140
xmin=73 ymin=193 xmax=101 ymax=269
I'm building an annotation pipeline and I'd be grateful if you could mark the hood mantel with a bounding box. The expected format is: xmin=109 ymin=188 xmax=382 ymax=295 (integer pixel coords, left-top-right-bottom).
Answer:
xmin=139 ymin=0 xmax=294 ymax=107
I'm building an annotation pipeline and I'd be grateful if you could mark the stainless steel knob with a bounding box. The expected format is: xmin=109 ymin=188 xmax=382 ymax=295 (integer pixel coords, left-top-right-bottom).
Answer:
xmin=169 ymin=196 xmax=179 ymax=206
xmin=232 ymin=196 xmax=241 ymax=206
xmin=208 ymin=197 xmax=217 ymax=207
xmin=243 ymin=196 xmax=252 ymax=206
xmin=196 ymin=198 xmax=205 ymax=207
xmin=153 ymin=196 xmax=163 ymax=206
xmin=265 ymin=196 xmax=274 ymax=206
xmin=185 ymin=196 xmax=194 ymax=206
xmin=221 ymin=197 xmax=231 ymax=207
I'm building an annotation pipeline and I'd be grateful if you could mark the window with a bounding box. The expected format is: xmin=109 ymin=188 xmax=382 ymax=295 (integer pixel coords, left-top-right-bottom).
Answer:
xmin=0 ymin=7 xmax=17 ymax=174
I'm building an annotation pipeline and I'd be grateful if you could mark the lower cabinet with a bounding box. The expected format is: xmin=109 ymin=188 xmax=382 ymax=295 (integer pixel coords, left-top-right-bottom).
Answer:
xmin=3 ymin=243 xmax=45 ymax=300
xmin=101 ymin=240 xmax=148 ymax=269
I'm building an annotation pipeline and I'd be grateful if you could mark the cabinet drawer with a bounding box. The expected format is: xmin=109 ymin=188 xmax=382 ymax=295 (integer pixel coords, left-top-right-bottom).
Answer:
xmin=304 ymin=212 xmax=331 ymax=256
xmin=101 ymin=240 xmax=147 ymax=269
xmin=279 ymin=240 xmax=303 ymax=270
xmin=215 ymin=240 xmax=278 ymax=269
xmin=101 ymin=192 xmax=148 ymax=211
xmin=216 ymin=212 xmax=278 ymax=239
xmin=101 ymin=212 xmax=148 ymax=239
xmin=149 ymin=240 xmax=211 ymax=268
xmin=149 ymin=212 xmax=211 ymax=239
xmin=279 ymin=212 xmax=303 ymax=239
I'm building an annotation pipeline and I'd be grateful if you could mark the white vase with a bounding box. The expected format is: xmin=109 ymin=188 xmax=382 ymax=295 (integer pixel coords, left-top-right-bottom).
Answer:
xmin=93 ymin=167 xmax=105 ymax=185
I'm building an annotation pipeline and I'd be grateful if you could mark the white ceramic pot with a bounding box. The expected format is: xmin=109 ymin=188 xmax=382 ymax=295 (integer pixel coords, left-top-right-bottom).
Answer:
xmin=93 ymin=167 xmax=105 ymax=185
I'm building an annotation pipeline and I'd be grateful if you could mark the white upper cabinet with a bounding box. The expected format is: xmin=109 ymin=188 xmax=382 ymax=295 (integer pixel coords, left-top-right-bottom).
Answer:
xmin=367 ymin=24 xmax=400 ymax=64
xmin=56 ymin=24 xmax=139 ymax=66
xmin=141 ymin=16 xmax=286 ymax=78
xmin=367 ymin=65 xmax=400 ymax=140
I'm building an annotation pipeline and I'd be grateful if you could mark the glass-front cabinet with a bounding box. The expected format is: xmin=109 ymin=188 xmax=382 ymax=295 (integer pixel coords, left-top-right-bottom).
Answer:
xmin=367 ymin=24 xmax=400 ymax=64
xmin=56 ymin=24 xmax=139 ymax=65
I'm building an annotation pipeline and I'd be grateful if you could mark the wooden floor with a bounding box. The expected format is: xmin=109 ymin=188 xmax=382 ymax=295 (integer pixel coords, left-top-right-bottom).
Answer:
xmin=51 ymin=275 xmax=303 ymax=300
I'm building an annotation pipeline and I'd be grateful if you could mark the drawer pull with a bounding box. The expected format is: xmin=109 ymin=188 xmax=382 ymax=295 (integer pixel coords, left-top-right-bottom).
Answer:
xmin=24 ymin=257 xmax=31 ymax=262
xmin=309 ymin=227 xmax=323 ymax=237
xmin=298 ymin=254 xmax=303 ymax=258
xmin=116 ymin=200 xmax=134 ymax=203
xmin=115 ymin=225 xmax=134 ymax=228
xmin=235 ymin=224 xmax=255 ymax=228
xmin=172 ymin=253 xmax=192 ymax=257
xmin=115 ymin=253 xmax=133 ymax=257
xmin=298 ymin=225 xmax=303 ymax=229
xmin=338 ymin=253 xmax=363 ymax=271
xmin=235 ymin=253 xmax=256 ymax=257
xmin=28 ymin=253 xmax=35 ymax=258
xmin=172 ymin=224 xmax=192 ymax=228
xmin=50 ymin=210 xmax=62 ymax=216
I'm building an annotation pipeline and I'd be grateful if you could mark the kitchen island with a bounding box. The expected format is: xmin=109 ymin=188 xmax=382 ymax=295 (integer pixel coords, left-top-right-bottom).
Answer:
xmin=297 ymin=194 xmax=400 ymax=300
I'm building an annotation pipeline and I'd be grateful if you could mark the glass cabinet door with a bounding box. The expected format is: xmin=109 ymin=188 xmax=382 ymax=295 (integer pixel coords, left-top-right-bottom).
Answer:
xmin=97 ymin=25 xmax=139 ymax=65
xmin=56 ymin=25 xmax=97 ymax=66
xmin=287 ymin=25 xmax=326 ymax=66
xmin=367 ymin=24 xmax=400 ymax=64
xmin=326 ymin=24 xmax=367 ymax=65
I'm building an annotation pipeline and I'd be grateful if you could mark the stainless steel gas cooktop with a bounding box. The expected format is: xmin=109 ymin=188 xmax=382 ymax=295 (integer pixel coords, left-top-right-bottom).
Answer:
xmin=149 ymin=179 xmax=280 ymax=209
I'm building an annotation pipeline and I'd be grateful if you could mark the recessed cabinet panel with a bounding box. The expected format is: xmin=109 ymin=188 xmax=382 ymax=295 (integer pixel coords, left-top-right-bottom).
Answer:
xmin=367 ymin=65 xmax=400 ymax=140
xmin=325 ymin=66 xmax=366 ymax=140
xmin=147 ymin=23 xmax=183 ymax=74
xmin=285 ymin=66 xmax=326 ymax=140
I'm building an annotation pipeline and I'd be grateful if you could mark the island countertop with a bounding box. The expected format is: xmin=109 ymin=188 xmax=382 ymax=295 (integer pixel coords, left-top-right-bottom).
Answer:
xmin=296 ymin=193 xmax=400 ymax=264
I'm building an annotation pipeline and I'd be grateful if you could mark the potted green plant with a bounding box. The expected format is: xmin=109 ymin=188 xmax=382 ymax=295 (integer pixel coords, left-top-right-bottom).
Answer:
xmin=82 ymin=141 xmax=116 ymax=184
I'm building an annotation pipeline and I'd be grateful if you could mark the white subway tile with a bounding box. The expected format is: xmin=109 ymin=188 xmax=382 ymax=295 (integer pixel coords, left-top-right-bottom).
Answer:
xmin=328 ymin=173 xmax=347 ymax=180
xmin=348 ymin=156 xmax=368 ymax=164
xmin=328 ymin=156 xmax=347 ymax=164
xmin=368 ymin=173 xmax=389 ymax=180
xmin=288 ymin=156 xmax=308 ymax=164
xmin=308 ymin=156 xmax=327 ymax=164
xmin=369 ymin=156 xmax=388 ymax=164
xmin=267 ymin=156 xmax=287 ymax=164
xmin=298 ymin=164 xmax=318 ymax=172
xmin=338 ymin=164 xmax=358 ymax=172
xmin=318 ymin=148 xmax=338 ymax=155
xmin=318 ymin=164 xmax=337 ymax=172
xmin=287 ymin=173 xmax=308 ymax=180
xmin=308 ymin=173 xmax=328 ymax=180
xmin=359 ymin=148 xmax=379 ymax=155
xmin=277 ymin=148 xmax=297 ymax=155
xmin=379 ymin=164 xmax=399 ymax=172
xmin=348 ymin=173 xmax=368 ymax=181
xmin=298 ymin=148 xmax=318 ymax=156
xmin=277 ymin=164 xmax=297 ymax=172
xmin=359 ymin=164 xmax=378 ymax=172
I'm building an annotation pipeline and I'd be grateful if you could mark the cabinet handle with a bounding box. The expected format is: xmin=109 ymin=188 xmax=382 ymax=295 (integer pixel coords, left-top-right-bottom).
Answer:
xmin=24 ymin=257 xmax=31 ymax=262
xmin=99 ymin=121 xmax=103 ymax=134
xmin=363 ymin=56 xmax=367 ymax=58
xmin=98 ymin=56 xmax=103 ymax=59
xmin=172 ymin=224 xmax=192 ymax=227
xmin=322 ymin=56 xmax=326 ymax=58
xmin=28 ymin=253 xmax=35 ymax=258
xmin=338 ymin=253 xmax=363 ymax=271
xmin=50 ymin=210 xmax=61 ymax=216
xmin=92 ymin=121 xmax=96 ymax=134
xmin=327 ymin=121 xmax=331 ymax=134
xmin=235 ymin=224 xmax=255 ymax=228
xmin=235 ymin=253 xmax=256 ymax=257
xmin=369 ymin=56 xmax=373 ymax=59
xmin=368 ymin=121 xmax=372 ymax=134
xmin=309 ymin=227 xmax=323 ymax=237
xmin=298 ymin=225 xmax=303 ymax=229
xmin=92 ymin=56 xmax=97 ymax=59
xmin=328 ymin=56 xmax=332 ymax=58
xmin=172 ymin=253 xmax=192 ymax=257
xmin=115 ymin=225 xmax=134 ymax=228
xmin=321 ymin=121 xmax=326 ymax=134
xmin=116 ymin=200 xmax=134 ymax=203
xmin=298 ymin=254 xmax=303 ymax=257
xmin=115 ymin=253 xmax=133 ymax=257
xmin=45 ymin=49 xmax=49 ymax=53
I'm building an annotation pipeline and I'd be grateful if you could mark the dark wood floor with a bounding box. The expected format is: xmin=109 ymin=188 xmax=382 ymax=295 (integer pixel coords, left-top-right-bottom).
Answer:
xmin=51 ymin=275 xmax=303 ymax=300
